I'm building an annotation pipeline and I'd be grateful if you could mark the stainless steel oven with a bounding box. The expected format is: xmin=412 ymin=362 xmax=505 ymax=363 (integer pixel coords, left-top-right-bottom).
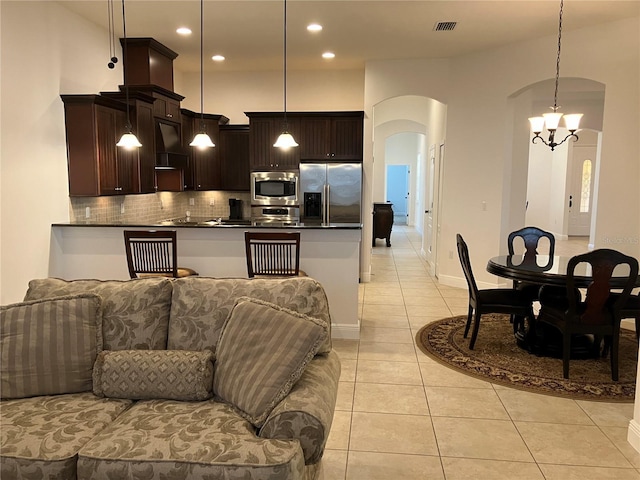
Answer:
xmin=251 ymin=206 xmax=300 ymax=226
xmin=251 ymin=171 xmax=299 ymax=206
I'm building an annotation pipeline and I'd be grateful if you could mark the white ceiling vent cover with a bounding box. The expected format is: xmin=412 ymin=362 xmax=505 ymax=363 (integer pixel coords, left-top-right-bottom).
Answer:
xmin=434 ymin=21 xmax=457 ymax=31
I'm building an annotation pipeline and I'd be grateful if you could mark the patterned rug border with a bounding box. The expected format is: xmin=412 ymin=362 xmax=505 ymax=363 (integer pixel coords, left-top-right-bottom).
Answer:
xmin=415 ymin=315 xmax=636 ymax=403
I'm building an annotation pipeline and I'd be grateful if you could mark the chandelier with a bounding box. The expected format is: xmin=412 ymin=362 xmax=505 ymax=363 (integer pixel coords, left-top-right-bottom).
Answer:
xmin=528 ymin=0 xmax=582 ymax=151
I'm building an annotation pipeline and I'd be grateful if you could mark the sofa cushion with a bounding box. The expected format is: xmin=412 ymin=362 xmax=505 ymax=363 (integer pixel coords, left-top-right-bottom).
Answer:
xmin=77 ymin=399 xmax=306 ymax=480
xmin=0 ymin=392 xmax=132 ymax=480
xmin=24 ymin=277 xmax=173 ymax=350
xmin=168 ymin=277 xmax=332 ymax=354
xmin=93 ymin=349 xmax=214 ymax=401
xmin=0 ymin=294 xmax=103 ymax=399
xmin=214 ymin=297 xmax=328 ymax=428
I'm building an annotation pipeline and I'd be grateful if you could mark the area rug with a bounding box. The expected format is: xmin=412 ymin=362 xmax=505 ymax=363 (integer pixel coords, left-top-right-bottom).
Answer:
xmin=415 ymin=314 xmax=637 ymax=402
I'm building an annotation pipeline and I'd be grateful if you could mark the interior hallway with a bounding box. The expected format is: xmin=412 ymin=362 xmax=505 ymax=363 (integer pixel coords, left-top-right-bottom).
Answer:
xmin=321 ymin=226 xmax=640 ymax=479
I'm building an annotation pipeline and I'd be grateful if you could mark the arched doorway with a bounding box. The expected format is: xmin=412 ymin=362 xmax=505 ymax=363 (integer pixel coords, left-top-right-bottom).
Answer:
xmin=506 ymin=78 xmax=605 ymax=246
xmin=371 ymin=95 xmax=447 ymax=272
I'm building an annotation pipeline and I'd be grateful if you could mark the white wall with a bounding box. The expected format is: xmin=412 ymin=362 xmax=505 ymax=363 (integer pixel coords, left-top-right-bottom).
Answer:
xmin=1 ymin=1 xmax=121 ymax=304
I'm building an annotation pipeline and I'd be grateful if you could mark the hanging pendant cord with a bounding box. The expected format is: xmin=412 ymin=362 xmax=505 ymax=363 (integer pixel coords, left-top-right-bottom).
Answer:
xmin=107 ymin=0 xmax=115 ymax=60
xmin=121 ymin=0 xmax=131 ymax=130
xmin=553 ymin=0 xmax=563 ymax=112
xmin=283 ymin=0 xmax=288 ymax=128
xmin=199 ymin=0 xmax=205 ymax=131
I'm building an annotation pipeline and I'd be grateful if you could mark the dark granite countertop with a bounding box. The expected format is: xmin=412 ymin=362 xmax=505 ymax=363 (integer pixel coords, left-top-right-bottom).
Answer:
xmin=52 ymin=217 xmax=362 ymax=230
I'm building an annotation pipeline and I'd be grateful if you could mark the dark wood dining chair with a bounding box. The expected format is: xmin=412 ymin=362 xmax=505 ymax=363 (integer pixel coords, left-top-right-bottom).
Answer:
xmin=618 ymin=294 xmax=640 ymax=341
xmin=507 ymin=226 xmax=555 ymax=258
xmin=537 ymin=249 xmax=639 ymax=380
xmin=456 ymin=234 xmax=535 ymax=350
xmin=244 ymin=231 xmax=306 ymax=278
xmin=507 ymin=226 xmax=555 ymax=296
xmin=123 ymin=230 xmax=198 ymax=279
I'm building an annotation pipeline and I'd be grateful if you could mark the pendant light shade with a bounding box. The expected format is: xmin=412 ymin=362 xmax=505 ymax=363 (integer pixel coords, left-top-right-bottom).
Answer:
xmin=116 ymin=132 xmax=143 ymax=148
xmin=190 ymin=0 xmax=215 ymax=149
xmin=190 ymin=132 xmax=215 ymax=149
xmin=274 ymin=0 xmax=297 ymax=149
xmin=116 ymin=0 xmax=141 ymax=149
xmin=273 ymin=131 xmax=299 ymax=149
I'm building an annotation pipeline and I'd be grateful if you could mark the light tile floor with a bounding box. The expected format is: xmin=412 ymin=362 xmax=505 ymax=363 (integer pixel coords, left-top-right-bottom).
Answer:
xmin=321 ymin=226 xmax=640 ymax=479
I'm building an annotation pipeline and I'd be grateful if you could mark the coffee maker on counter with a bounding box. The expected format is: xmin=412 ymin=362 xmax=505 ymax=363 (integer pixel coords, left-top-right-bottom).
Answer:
xmin=229 ymin=198 xmax=243 ymax=220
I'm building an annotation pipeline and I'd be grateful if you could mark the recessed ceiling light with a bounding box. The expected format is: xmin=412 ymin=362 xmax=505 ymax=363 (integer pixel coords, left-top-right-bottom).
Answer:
xmin=176 ymin=27 xmax=192 ymax=35
xmin=322 ymin=52 xmax=335 ymax=59
xmin=211 ymin=55 xmax=225 ymax=62
xmin=307 ymin=23 xmax=323 ymax=32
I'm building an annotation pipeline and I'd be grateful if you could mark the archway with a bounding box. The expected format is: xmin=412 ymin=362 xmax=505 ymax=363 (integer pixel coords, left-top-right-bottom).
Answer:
xmin=372 ymin=95 xmax=447 ymax=272
xmin=505 ymin=78 xmax=605 ymax=247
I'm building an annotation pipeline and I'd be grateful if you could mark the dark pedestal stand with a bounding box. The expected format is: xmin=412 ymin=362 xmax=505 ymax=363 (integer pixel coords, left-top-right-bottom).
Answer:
xmin=373 ymin=203 xmax=394 ymax=247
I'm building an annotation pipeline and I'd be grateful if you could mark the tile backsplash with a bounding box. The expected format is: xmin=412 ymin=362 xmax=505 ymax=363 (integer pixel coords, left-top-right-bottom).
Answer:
xmin=69 ymin=191 xmax=251 ymax=224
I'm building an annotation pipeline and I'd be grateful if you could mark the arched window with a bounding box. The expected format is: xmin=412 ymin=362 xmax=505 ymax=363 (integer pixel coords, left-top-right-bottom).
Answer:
xmin=580 ymin=159 xmax=592 ymax=213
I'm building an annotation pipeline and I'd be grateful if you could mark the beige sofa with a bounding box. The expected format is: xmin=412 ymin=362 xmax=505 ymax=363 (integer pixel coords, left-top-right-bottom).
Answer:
xmin=0 ymin=276 xmax=340 ymax=480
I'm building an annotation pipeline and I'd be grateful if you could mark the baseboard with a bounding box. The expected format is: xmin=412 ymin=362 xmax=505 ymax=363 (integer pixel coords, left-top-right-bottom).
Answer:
xmin=331 ymin=322 xmax=360 ymax=340
xmin=628 ymin=419 xmax=640 ymax=453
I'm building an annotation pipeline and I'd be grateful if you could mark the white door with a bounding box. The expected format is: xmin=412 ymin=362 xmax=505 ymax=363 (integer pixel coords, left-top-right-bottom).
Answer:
xmin=424 ymin=146 xmax=436 ymax=265
xmin=386 ymin=165 xmax=409 ymax=225
xmin=568 ymin=146 xmax=596 ymax=236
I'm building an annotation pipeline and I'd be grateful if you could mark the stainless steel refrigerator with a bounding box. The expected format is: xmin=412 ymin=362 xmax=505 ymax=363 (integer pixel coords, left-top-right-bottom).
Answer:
xmin=299 ymin=162 xmax=362 ymax=224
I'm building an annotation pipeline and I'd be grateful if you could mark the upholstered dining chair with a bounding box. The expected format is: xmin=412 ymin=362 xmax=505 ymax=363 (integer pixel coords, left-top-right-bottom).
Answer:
xmin=456 ymin=234 xmax=535 ymax=350
xmin=244 ymin=231 xmax=307 ymax=278
xmin=537 ymin=249 xmax=639 ymax=381
xmin=123 ymin=230 xmax=198 ymax=279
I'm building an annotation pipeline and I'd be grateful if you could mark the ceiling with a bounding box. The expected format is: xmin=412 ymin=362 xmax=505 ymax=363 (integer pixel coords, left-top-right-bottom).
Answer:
xmin=58 ymin=0 xmax=640 ymax=73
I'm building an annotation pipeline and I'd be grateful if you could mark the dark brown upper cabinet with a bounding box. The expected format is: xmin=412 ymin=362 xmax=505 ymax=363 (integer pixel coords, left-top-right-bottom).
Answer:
xmin=298 ymin=112 xmax=364 ymax=161
xmin=120 ymin=37 xmax=177 ymax=92
xmin=61 ymin=94 xmax=155 ymax=196
xmin=219 ymin=125 xmax=250 ymax=191
xmin=246 ymin=111 xmax=364 ymax=171
xmin=247 ymin=114 xmax=301 ymax=171
xmin=181 ymin=109 xmax=229 ymax=191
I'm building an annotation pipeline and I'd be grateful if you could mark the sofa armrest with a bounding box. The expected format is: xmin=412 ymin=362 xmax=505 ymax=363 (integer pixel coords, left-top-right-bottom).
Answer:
xmin=258 ymin=350 xmax=341 ymax=465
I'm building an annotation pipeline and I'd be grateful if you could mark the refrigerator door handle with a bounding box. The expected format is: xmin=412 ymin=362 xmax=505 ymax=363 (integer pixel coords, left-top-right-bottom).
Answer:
xmin=325 ymin=184 xmax=330 ymax=224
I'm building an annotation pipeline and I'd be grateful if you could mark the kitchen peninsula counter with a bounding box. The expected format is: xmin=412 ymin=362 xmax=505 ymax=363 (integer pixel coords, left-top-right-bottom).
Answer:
xmin=50 ymin=221 xmax=362 ymax=339
xmin=52 ymin=220 xmax=362 ymax=229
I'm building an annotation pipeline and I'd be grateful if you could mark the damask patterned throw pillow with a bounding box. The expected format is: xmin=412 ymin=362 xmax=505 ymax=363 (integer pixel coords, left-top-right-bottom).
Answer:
xmin=213 ymin=296 xmax=329 ymax=427
xmin=93 ymin=350 xmax=214 ymax=401
xmin=0 ymin=294 xmax=103 ymax=399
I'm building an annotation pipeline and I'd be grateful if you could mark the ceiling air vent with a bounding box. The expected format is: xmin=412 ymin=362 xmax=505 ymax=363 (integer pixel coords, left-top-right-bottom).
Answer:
xmin=434 ymin=21 xmax=457 ymax=32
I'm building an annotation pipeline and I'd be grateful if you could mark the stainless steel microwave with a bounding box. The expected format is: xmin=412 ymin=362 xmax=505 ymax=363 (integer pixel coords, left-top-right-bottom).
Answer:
xmin=251 ymin=171 xmax=299 ymax=206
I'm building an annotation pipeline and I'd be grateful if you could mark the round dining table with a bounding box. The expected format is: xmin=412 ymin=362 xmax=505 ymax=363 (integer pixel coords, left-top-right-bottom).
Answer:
xmin=486 ymin=254 xmax=640 ymax=355
xmin=487 ymin=254 xmax=640 ymax=289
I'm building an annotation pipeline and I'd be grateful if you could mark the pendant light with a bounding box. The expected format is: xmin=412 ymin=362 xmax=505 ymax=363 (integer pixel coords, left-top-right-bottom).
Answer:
xmin=528 ymin=0 xmax=582 ymax=151
xmin=116 ymin=0 xmax=142 ymax=149
xmin=274 ymin=0 xmax=298 ymax=149
xmin=189 ymin=0 xmax=215 ymax=149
